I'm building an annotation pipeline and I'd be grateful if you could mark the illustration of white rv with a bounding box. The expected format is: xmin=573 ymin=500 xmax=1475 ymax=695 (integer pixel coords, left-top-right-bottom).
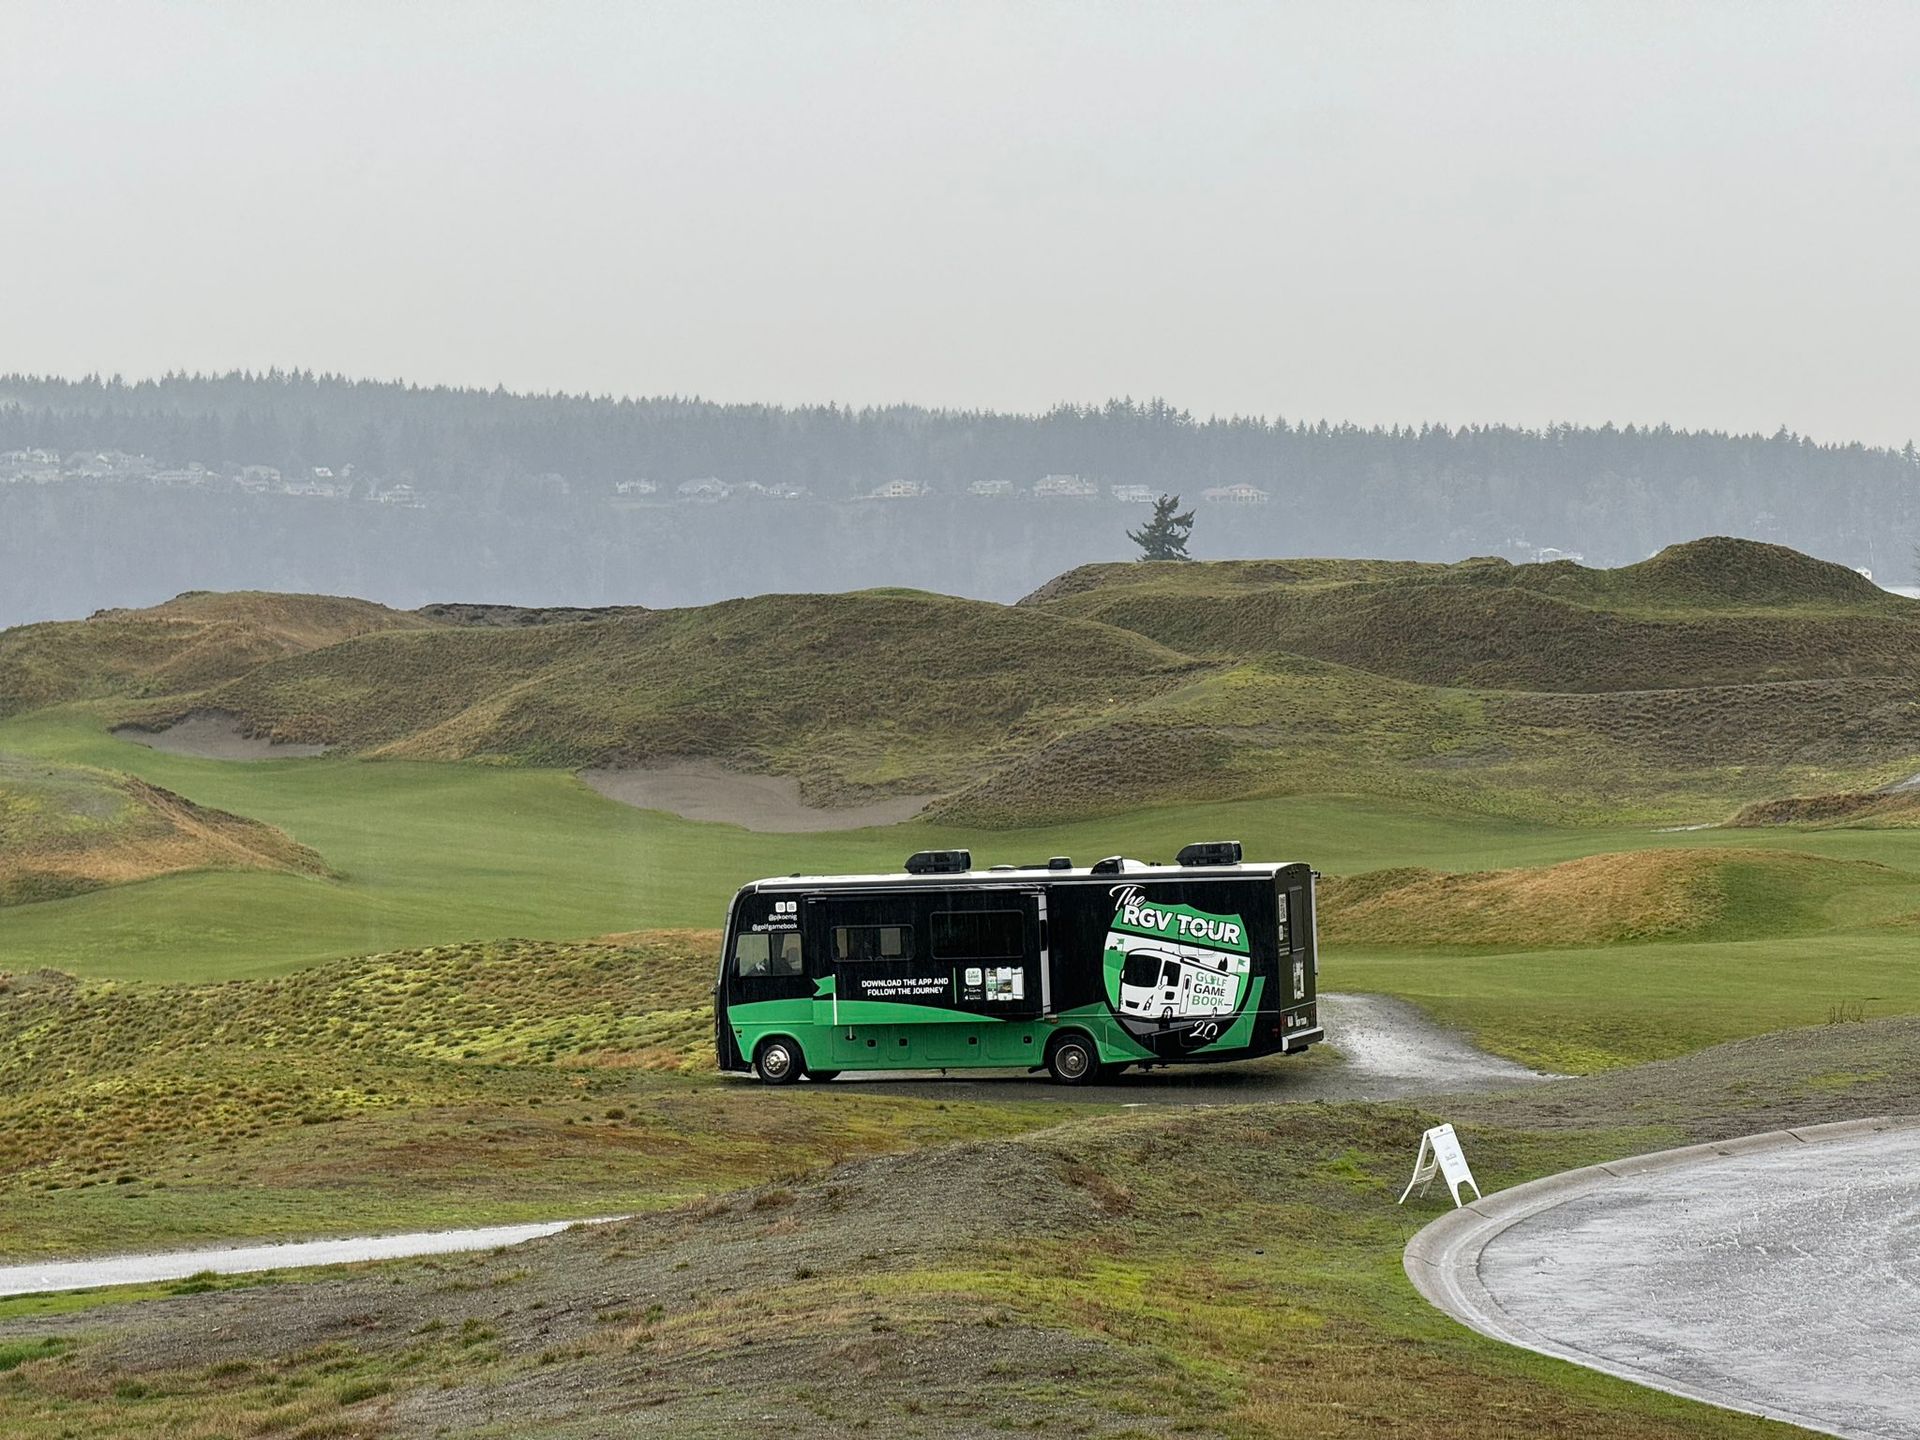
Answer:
xmin=1115 ymin=942 xmax=1245 ymax=1021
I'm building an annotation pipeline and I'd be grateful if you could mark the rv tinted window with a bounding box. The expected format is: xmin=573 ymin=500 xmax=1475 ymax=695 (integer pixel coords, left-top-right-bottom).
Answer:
xmin=1121 ymin=950 xmax=1163 ymax=988
xmin=734 ymin=932 xmax=771 ymax=976
xmin=772 ymin=932 xmax=804 ymax=976
xmin=833 ymin=925 xmax=912 ymax=963
xmin=931 ymin=910 xmax=1023 ymax=960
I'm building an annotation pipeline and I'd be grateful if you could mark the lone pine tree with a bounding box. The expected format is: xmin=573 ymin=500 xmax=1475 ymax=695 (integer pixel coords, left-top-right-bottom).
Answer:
xmin=1128 ymin=493 xmax=1197 ymax=561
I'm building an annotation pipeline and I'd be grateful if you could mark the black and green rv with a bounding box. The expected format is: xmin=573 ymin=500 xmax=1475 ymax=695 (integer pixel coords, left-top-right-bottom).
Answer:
xmin=715 ymin=842 xmax=1321 ymax=1084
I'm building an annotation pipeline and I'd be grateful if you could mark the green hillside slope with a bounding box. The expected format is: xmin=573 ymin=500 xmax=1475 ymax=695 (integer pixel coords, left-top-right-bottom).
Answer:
xmin=160 ymin=590 xmax=1203 ymax=801
xmin=1023 ymin=538 xmax=1920 ymax=691
xmin=0 ymin=590 xmax=430 ymax=719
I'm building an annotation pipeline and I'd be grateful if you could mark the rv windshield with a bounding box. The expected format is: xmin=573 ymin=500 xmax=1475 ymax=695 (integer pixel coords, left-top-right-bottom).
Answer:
xmin=1121 ymin=951 xmax=1165 ymax=988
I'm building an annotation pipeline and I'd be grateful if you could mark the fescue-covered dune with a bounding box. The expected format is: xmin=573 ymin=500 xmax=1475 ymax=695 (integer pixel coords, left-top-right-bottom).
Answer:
xmin=0 ymin=755 xmax=328 ymax=905
xmin=6 ymin=537 xmax=1917 ymax=829
xmin=0 ymin=590 xmax=430 ymax=719
xmin=1319 ymin=848 xmax=1906 ymax=948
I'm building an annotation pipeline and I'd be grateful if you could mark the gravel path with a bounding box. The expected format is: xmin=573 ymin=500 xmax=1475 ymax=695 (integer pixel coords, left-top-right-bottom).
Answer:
xmin=0 ymin=1220 xmax=618 ymax=1300
xmin=1407 ymin=1119 xmax=1920 ymax=1440
xmin=825 ymin=991 xmax=1550 ymax=1104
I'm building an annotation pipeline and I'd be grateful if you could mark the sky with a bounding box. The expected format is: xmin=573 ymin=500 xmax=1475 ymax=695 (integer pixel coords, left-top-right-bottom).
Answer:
xmin=4 ymin=1 xmax=1918 ymax=445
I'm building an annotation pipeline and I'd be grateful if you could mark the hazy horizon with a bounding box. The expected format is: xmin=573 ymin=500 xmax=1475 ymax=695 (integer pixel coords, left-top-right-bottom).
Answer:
xmin=6 ymin=2 xmax=1918 ymax=447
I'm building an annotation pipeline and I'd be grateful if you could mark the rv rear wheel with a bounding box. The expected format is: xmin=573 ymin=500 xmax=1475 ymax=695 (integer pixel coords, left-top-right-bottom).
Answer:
xmin=753 ymin=1037 xmax=803 ymax=1086
xmin=1045 ymin=1032 xmax=1099 ymax=1086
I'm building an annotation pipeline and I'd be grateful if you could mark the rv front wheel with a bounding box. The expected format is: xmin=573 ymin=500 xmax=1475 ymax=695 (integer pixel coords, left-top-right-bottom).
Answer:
xmin=753 ymin=1037 xmax=803 ymax=1086
xmin=1045 ymin=1032 xmax=1098 ymax=1085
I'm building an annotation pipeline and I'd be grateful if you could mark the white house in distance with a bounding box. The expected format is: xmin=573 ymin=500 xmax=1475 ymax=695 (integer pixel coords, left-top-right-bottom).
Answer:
xmin=1033 ymin=473 xmax=1097 ymax=498
xmin=1201 ymin=483 xmax=1270 ymax=504
xmin=677 ymin=477 xmax=729 ymax=502
xmin=968 ymin=479 xmax=1014 ymax=498
xmin=870 ymin=479 xmax=924 ymax=499
xmin=614 ymin=479 xmax=658 ymax=497
xmin=1109 ymin=483 xmax=1155 ymax=503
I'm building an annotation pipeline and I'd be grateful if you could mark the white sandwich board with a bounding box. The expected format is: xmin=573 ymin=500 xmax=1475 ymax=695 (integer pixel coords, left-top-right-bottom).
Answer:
xmin=1398 ymin=1123 xmax=1481 ymax=1207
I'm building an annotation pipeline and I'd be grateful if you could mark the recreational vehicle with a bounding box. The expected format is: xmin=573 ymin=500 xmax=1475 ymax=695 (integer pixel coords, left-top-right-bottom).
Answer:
xmin=714 ymin=842 xmax=1320 ymax=1084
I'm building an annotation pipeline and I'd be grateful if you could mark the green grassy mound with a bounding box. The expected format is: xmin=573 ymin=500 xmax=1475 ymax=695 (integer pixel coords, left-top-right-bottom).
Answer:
xmin=0 ymin=935 xmax=1068 ymax=1257
xmin=0 ymin=590 xmax=429 ymax=720
xmin=173 ymin=590 xmax=1201 ymax=799
xmin=1025 ymin=538 xmax=1919 ymax=692
xmin=1320 ymin=848 xmax=1905 ymax=948
xmin=0 ymin=755 xmax=326 ymax=905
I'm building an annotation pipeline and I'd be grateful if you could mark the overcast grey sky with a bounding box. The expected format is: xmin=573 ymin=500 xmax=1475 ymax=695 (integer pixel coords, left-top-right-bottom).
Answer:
xmin=4 ymin=2 xmax=1917 ymax=444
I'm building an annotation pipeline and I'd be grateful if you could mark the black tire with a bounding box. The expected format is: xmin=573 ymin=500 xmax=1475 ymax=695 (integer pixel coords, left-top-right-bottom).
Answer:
xmin=1045 ymin=1031 xmax=1099 ymax=1085
xmin=753 ymin=1036 xmax=804 ymax=1086
xmin=804 ymin=1069 xmax=841 ymax=1083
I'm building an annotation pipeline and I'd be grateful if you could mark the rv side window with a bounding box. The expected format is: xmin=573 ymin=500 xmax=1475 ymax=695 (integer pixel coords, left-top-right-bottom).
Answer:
xmin=734 ymin=933 xmax=772 ymax=976
xmin=931 ymin=910 xmax=1023 ymax=960
xmin=834 ymin=925 xmax=912 ymax=963
xmin=771 ymin=932 xmax=804 ymax=976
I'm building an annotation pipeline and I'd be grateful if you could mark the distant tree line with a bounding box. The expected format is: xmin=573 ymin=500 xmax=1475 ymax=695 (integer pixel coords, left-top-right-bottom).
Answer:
xmin=3 ymin=370 xmax=1918 ymax=579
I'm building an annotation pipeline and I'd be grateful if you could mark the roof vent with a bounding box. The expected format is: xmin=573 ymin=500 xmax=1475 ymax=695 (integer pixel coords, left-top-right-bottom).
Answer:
xmin=1047 ymin=856 xmax=1072 ymax=870
xmin=905 ymin=849 xmax=971 ymax=875
xmin=1176 ymin=840 xmax=1242 ymax=868
xmin=1089 ymin=855 xmax=1128 ymax=876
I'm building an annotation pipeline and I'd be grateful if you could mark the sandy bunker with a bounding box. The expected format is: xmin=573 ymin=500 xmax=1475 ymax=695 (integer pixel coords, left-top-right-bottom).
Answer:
xmin=112 ymin=712 xmax=328 ymax=760
xmin=580 ymin=761 xmax=932 ymax=832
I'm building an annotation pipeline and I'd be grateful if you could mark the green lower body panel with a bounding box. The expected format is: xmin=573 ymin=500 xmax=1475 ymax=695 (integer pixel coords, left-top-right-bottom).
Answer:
xmin=726 ymin=981 xmax=1298 ymax=1073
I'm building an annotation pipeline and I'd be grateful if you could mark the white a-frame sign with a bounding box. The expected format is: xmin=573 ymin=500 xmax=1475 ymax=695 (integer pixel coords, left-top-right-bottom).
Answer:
xmin=1398 ymin=1123 xmax=1481 ymax=1207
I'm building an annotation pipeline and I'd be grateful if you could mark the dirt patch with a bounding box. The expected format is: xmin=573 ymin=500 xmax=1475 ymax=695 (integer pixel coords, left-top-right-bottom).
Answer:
xmin=581 ymin=762 xmax=933 ymax=832
xmin=112 ymin=711 xmax=328 ymax=760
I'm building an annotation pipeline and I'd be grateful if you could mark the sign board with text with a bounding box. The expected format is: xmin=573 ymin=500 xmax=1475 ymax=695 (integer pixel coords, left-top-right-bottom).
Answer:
xmin=1398 ymin=1123 xmax=1482 ymax=1207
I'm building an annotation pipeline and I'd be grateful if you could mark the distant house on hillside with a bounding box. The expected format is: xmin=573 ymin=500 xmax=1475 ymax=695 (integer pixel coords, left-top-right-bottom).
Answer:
xmin=870 ymin=479 xmax=923 ymax=499
xmin=153 ymin=465 xmax=215 ymax=488
xmin=1201 ymin=483 xmax=1270 ymax=505
xmin=1529 ymin=546 xmax=1584 ymax=564
xmin=286 ymin=476 xmax=345 ymax=499
xmin=235 ymin=465 xmax=281 ymax=492
xmin=1033 ymin=473 xmax=1096 ymax=498
xmin=377 ymin=482 xmax=425 ymax=508
xmin=614 ymin=479 xmax=657 ymax=497
xmin=1109 ymin=484 xmax=1155 ymax=503
xmin=968 ymin=479 xmax=1014 ymax=498
xmin=677 ymin=477 xmax=729 ymax=502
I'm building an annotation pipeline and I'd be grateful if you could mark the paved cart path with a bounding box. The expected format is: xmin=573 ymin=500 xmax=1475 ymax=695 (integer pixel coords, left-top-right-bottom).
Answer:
xmin=1410 ymin=1122 xmax=1920 ymax=1440
xmin=830 ymin=991 xmax=1549 ymax=1103
xmin=0 ymin=1219 xmax=620 ymax=1300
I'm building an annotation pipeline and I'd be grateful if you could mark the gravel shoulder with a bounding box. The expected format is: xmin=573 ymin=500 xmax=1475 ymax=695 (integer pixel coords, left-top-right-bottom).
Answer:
xmin=1406 ymin=1116 xmax=1920 ymax=1440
